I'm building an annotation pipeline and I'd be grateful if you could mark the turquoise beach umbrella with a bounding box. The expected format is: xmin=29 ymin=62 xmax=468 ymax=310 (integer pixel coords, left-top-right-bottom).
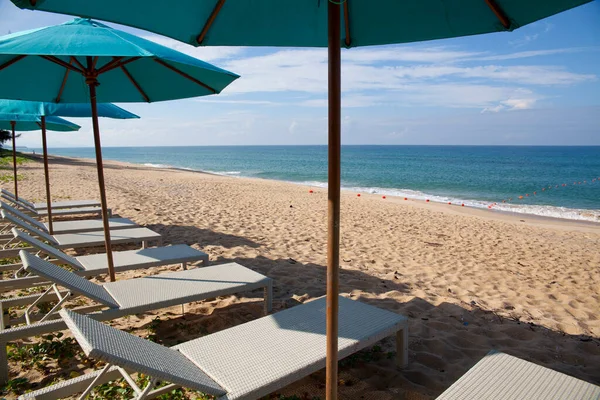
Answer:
xmin=0 ymin=113 xmax=79 ymax=210
xmin=0 ymin=100 xmax=139 ymax=120
xmin=9 ymin=0 xmax=593 ymax=47
xmin=0 ymin=114 xmax=79 ymax=132
xmin=0 ymin=19 xmax=238 ymax=103
xmin=0 ymin=99 xmax=139 ymax=234
xmin=0 ymin=18 xmax=239 ymax=284
xmin=7 ymin=1 xmax=593 ymax=397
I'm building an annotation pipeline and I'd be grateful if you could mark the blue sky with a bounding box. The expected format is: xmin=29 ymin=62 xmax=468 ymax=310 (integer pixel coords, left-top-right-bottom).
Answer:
xmin=1 ymin=0 xmax=599 ymax=147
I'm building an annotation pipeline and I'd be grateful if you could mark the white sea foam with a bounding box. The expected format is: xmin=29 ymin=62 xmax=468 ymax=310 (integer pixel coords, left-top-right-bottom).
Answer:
xmin=298 ymin=182 xmax=600 ymax=223
xmin=143 ymin=163 xmax=242 ymax=177
xmin=143 ymin=163 xmax=172 ymax=169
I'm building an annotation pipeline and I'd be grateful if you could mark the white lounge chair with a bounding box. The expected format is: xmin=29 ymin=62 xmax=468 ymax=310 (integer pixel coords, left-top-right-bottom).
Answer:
xmin=1 ymin=188 xmax=101 ymax=210
xmin=0 ymin=251 xmax=273 ymax=383
xmin=19 ymin=296 xmax=408 ymax=400
xmin=0 ymin=229 xmax=208 ymax=292
xmin=1 ymin=190 xmax=108 ymax=218
xmin=0 ymin=211 xmax=162 ymax=257
xmin=437 ymin=350 xmax=600 ymax=400
xmin=0 ymin=201 xmax=137 ymax=234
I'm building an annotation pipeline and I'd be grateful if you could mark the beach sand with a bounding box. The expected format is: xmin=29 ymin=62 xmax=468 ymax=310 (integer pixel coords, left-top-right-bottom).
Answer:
xmin=2 ymin=154 xmax=599 ymax=399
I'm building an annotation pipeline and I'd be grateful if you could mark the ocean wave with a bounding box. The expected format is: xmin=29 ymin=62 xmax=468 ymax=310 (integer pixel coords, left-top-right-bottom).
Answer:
xmin=143 ymin=163 xmax=242 ymax=177
xmin=208 ymin=170 xmax=242 ymax=176
xmin=143 ymin=163 xmax=173 ymax=169
xmin=298 ymin=182 xmax=600 ymax=223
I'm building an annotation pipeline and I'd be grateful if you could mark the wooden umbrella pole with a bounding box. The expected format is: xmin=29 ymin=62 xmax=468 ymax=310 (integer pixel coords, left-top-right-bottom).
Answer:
xmin=86 ymin=57 xmax=116 ymax=282
xmin=10 ymin=121 xmax=18 ymax=201
xmin=326 ymin=1 xmax=341 ymax=399
xmin=41 ymin=117 xmax=54 ymax=234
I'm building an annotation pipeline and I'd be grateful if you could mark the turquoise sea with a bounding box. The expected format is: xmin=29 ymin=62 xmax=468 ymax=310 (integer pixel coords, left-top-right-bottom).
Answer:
xmin=36 ymin=145 xmax=600 ymax=222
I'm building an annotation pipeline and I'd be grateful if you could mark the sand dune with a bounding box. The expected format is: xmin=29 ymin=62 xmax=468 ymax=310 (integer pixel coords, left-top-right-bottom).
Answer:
xmin=1 ymin=155 xmax=598 ymax=399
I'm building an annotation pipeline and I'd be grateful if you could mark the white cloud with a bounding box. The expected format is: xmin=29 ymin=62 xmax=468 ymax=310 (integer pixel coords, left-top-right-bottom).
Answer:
xmin=472 ymin=47 xmax=596 ymax=61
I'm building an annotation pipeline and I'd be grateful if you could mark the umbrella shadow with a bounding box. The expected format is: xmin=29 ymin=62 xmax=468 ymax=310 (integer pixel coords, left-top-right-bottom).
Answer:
xmin=68 ymin=224 xmax=261 ymax=257
xmin=144 ymin=223 xmax=262 ymax=249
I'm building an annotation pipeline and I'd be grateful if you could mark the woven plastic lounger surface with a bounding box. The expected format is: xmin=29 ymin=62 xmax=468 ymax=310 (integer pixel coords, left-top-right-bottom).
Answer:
xmin=437 ymin=350 xmax=600 ymax=400
xmin=21 ymin=251 xmax=269 ymax=312
xmin=35 ymin=206 xmax=104 ymax=217
xmin=50 ymin=227 xmax=160 ymax=247
xmin=33 ymin=199 xmax=101 ymax=210
xmin=21 ymin=296 xmax=406 ymax=400
xmin=175 ymin=296 xmax=407 ymax=400
xmin=44 ymin=217 xmax=138 ymax=234
xmin=76 ymin=244 xmax=208 ymax=271
xmin=2 ymin=200 xmax=137 ymax=234
xmin=3 ymin=211 xmax=147 ymax=248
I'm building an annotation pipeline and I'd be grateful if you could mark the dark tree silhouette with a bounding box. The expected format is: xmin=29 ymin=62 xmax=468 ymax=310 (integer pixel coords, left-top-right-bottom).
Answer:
xmin=0 ymin=130 xmax=19 ymax=149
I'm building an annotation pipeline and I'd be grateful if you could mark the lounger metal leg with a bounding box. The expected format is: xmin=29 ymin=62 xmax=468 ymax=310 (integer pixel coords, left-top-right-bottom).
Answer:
xmin=396 ymin=328 xmax=408 ymax=368
xmin=181 ymin=262 xmax=187 ymax=270
xmin=78 ymin=363 xmax=113 ymax=400
xmin=0 ymin=341 xmax=6 ymax=382
xmin=0 ymin=342 xmax=6 ymax=385
xmin=137 ymin=377 xmax=157 ymax=399
xmin=0 ymin=303 xmax=5 ymax=331
xmin=264 ymin=283 xmax=273 ymax=315
xmin=142 ymin=240 xmax=147 ymax=249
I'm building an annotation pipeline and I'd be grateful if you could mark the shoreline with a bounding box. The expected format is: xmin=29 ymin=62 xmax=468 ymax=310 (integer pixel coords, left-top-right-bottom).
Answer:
xmin=37 ymin=153 xmax=600 ymax=232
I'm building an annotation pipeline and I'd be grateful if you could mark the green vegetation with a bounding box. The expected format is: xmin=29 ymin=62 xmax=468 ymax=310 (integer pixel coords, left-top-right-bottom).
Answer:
xmin=0 ymin=377 xmax=29 ymax=395
xmin=0 ymin=149 xmax=29 ymax=169
xmin=7 ymin=332 xmax=80 ymax=371
xmin=92 ymin=375 xmax=211 ymax=399
xmin=0 ymin=147 xmax=30 ymax=183
xmin=338 ymin=344 xmax=389 ymax=368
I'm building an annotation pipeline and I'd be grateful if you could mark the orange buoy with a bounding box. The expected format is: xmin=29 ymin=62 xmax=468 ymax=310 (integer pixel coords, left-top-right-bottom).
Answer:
xmin=519 ymin=196 xmax=524 ymax=199
xmin=525 ymin=194 xmax=529 ymax=197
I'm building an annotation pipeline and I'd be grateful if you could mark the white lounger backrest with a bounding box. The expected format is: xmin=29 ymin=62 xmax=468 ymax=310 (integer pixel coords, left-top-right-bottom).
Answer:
xmin=12 ymin=228 xmax=84 ymax=270
xmin=0 ymin=192 xmax=34 ymax=213
xmin=0 ymin=201 xmax=47 ymax=232
xmin=20 ymin=251 xmax=119 ymax=308
xmin=0 ymin=189 xmax=18 ymax=202
xmin=0 ymin=189 xmax=36 ymax=210
xmin=59 ymin=309 xmax=227 ymax=396
xmin=0 ymin=210 xmax=56 ymax=244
